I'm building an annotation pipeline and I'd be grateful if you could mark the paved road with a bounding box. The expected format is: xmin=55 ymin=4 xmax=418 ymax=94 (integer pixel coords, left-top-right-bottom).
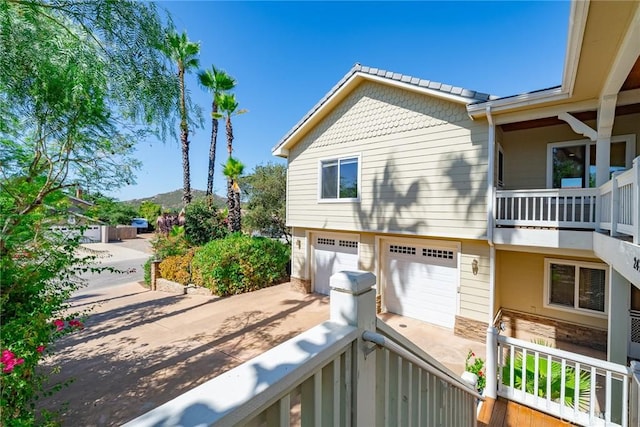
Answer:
xmin=78 ymin=239 xmax=152 ymax=291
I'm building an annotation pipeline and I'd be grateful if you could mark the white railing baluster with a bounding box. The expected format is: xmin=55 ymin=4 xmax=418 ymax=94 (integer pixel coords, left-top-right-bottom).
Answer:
xmin=606 ymin=371 xmax=612 ymax=423
xmin=397 ymin=357 xmax=402 ymax=426
xmin=416 ymin=367 xmax=422 ymax=426
xmin=407 ymin=362 xmax=413 ymax=427
xmin=546 ymin=354 xmax=552 ymax=412
xmin=522 ymin=348 xmax=528 ymax=396
xmin=589 ymin=366 xmax=596 ymax=424
xmin=313 ymin=371 xmax=321 ymax=426
xmin=623 ymin=373 xmax=629 ymax=427
xmin=280 ymin=395 xmax=290 ymax=427
xmin=345 ymin=348 xmax=352 ymax=427
xmin=574 ymin=362 xmax=580 ymax=420
xmin=560 ymin=358 xmax=566 ymax=419
xmin=534 ymin=351 xmax=539 ymax=406
xmin=384 ymin=348 xmax=390 ymax=426
xmin=510 ymin=345 xmax=515 ymax=390
xmin=333 ymin=357 xmax=340 ymax=426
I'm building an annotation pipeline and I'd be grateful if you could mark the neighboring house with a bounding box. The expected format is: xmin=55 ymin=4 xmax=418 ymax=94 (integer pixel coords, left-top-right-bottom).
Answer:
xmin=273 ymin=0 xmax=640 ymax=368
xmin=49 ymin=190 xmax=105 ymax=243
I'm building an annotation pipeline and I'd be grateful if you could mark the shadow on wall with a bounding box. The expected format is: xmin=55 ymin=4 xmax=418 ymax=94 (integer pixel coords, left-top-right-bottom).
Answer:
xmin=442 ymin=153 xmax=487 ymax=223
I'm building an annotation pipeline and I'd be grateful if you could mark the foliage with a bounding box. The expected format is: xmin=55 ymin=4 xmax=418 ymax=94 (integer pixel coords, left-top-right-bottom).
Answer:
xmin=86 ymin=196 xmax=138 ymax=226
xmin=464 ymin=350 xmax=486 ymax=392
xmin=501 ymin=349 xmax=591 ymax=410
xmin=198 ymin=65 xmax=236 ymax=199
xmin=138 ymin=201 xmax=162 ymax=230
xmin=164 ymin=30 xmax=201 ymax=205
xmin=143 ymin=257 xmax=153 ymax=287
xmin=1 ymin=0 xmax=179 ymax=423
xmin=241 ymin=163 xmax=290 ymax=242
xmin=183 ymin=199 xmax=228 ymax=246
xmin=151 ymin=226 xmax=189 ymax=260
xmin=192 ymin=234 xmax=290 ymax=296
xmin=158 ymin=249 xmax=196 ymax=285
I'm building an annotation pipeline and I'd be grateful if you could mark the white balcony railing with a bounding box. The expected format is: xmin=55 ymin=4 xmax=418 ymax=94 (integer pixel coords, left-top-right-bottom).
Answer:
xmin=495 ymin=156 xmax=640 ymax=243
xmin=496 ymin=334 xmax=630 ymax=427
xmin=495 ymin=188 xmax=598 ymax=229
xmin=125 ymin=272 xmax=480 ymax=427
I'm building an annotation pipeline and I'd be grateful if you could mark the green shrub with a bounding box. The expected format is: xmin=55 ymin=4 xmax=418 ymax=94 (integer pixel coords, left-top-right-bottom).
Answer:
xmin=158 ymin=249 xmax=195 ymax=285
xmin=192 ymin=234 xmax=290 ymax=296
xmin=184 ymin=199 xmax=228 ymax=246
xmin=151 ymin=225 xmax=189 ymax=260
xmin=143 ymin=257 xmax=153 ymax=287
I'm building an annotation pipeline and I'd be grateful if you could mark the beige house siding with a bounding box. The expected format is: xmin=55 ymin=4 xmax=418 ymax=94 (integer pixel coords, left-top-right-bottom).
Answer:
xmin=497 ymin=250 xmax=608 ymax=330
xmin=501 ymin=113 xmax=639 ymax=190
xmin=459 ymin=240 xmax=491 ymax=323
xmin=290 ymin=227 xmax=308 ymax=280
xmin=287 ymin=81 xmax=489 ymax=240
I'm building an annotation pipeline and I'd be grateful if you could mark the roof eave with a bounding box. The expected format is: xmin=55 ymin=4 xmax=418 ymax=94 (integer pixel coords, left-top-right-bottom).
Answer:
xmin=467 ymin=87 xmax=568 ymax=118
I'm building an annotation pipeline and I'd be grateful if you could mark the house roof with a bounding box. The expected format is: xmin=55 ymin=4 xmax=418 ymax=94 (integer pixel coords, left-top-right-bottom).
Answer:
xmin=272 ymin=63 xmax=498 ymax=157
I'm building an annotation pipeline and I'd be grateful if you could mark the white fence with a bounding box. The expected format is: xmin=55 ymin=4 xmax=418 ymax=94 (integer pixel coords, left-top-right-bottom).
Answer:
xmin=497 ymin=335 xmax=630 ymax=426
xmin=125 ymin=272 xmax=479 ymax=427
xmin=598 ymin=159 xmax=640 ymax=243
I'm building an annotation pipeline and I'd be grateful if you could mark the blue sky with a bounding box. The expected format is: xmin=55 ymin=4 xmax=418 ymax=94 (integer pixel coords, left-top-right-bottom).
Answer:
xmin=112 ymin=1 xmax=570 ymax=201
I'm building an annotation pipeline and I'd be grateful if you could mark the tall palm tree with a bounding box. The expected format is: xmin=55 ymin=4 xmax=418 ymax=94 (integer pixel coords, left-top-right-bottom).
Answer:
xmin=214 ymin=93 xmax=246 ymax=229
xmin=166 ymin=30 xmax=200 ymax=205
xmin=197 ymin=66 xmax=236 ymax=201
xmin=223 ymin=157 xmax=245 ymax=232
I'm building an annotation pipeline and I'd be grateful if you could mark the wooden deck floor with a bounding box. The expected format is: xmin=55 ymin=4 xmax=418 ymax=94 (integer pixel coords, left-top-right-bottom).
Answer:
xmin=478 ymin=397 xmax=573 ymax=427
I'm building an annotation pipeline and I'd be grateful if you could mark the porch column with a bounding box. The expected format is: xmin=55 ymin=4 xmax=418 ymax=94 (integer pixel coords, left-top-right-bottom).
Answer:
xmin=330 ymin=271 xmax=376 ymax=427
xmin=595 ymin=94 xmax=617 ymax=187
xmin=607 ymin=268 xmax=629 ymax=364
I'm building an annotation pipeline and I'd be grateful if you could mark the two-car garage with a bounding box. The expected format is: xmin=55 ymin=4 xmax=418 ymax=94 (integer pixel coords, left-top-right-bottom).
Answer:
xmin=311 ymin=233 xmax=459 ymax=329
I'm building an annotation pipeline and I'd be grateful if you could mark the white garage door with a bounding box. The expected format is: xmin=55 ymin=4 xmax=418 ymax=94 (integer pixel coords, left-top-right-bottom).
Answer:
xmin=313 ymin=235 xmax=358 ymax=295
xmin=384 ymin=242 xmax=458 ymax=328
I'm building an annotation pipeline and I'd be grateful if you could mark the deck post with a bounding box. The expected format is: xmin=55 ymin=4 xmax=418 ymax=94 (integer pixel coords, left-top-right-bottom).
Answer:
xmin=330 ymin=271 xmax=377 ymax=427
xmin=611 ymin=171 xmax=621 ymax=237
xmin=633 ymin=157 xmax=639 ymax=244
xmin=485 ymin=326 xmax=499 ymax=399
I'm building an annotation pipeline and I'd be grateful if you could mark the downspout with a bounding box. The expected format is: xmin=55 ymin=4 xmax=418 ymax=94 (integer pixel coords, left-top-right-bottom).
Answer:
xmin=485 ymin=106 xmax=499 ymax=400
xmin=486 ymin=105 xmax=496 ymax=325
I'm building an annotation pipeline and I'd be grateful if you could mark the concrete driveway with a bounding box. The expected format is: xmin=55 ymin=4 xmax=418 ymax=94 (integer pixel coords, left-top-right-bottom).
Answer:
xmin=37 ymin=282 xmax=330 ymax=426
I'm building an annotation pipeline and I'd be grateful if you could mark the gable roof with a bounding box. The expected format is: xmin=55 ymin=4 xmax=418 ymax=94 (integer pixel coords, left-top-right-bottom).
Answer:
xmin=272 ymin=63 xmax=498 ymax=157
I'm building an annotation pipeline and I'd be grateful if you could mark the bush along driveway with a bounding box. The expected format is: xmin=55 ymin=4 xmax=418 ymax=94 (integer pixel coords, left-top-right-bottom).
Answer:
xmin=36 ymin=282 xmax=329 ymax=426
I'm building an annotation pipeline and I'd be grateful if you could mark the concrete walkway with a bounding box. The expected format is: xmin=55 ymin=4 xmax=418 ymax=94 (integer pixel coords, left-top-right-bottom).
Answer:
xmin=37 ymin=283 xmax=330 ymax=426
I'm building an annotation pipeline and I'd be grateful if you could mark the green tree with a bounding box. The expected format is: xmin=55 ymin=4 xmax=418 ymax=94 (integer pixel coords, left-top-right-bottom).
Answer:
xmin=183 ymin=199 xmax=228 ymax=246
xmin=165 ymin=30 xmax=200 ymax=206
xmin=0 ymin=1 xmax=178 ymax=423
xmin=241 ymin=163 xmax=290 ymax=242
xmin=223 ymin=157 xmax=245 ymax=232
xmin=213 ymin=93 xmax=246 ymax=230
xmin=198 ymin=66 xmax=236 ymax=201
xmin=138 ymin=200 xmax=162 ymax=229
xmin=87 ymin=196 xmax=138 ymax=226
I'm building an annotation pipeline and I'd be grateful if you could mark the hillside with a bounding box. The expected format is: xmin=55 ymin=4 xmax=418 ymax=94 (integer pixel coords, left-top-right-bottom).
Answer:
xmin=125 ymin=189 xmax=226 ymax=211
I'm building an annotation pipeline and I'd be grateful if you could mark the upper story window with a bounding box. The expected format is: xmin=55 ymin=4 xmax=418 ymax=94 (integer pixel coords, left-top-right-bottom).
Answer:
xmin=320 ymin=156 xmax=359 ymax=201
xmin=544 ymin=258 xmax=608 ymax=317
xmin=546 ymin=135 xmax=635 ymax=189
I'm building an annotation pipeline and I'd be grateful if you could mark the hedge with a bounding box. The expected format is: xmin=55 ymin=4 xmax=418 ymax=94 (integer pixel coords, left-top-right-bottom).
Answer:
xmin=191 ymin=234 xmax=290 ymax=296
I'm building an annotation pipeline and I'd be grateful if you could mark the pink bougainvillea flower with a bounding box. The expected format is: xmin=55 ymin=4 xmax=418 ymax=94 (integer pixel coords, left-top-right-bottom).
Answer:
xmin=2 ymin=357 xmax=25 ymax=374
xmin=68 ymin=319 xmax=84 ymax=329
xmin=53 ymin=319 xmax=65 ymax=331
xmin=1 ymin=350 xmax=14 ymax=364
xmin=36 ymin=346 xmax=45 ymax=354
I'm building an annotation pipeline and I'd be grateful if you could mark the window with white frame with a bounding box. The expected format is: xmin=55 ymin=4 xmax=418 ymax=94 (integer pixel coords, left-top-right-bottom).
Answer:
xmin=546 ymin=135 xmax=635 ymax=189
xmin=544 ymin=258 xmax=608 ymax=315
xmin=320 ymin=156 xmax=359 ymax=200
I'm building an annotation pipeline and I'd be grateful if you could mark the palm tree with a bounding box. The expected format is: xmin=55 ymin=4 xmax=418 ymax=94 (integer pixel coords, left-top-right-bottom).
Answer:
xmin=166 ymin=30 xmax=200 ymax=205
xmin=198 ymin=66 xmax=236 ymax=202
xmin=223 ymin=157 xmax=245 ymax=232
xmin=213 ymin=93 xmax=246 ymax=229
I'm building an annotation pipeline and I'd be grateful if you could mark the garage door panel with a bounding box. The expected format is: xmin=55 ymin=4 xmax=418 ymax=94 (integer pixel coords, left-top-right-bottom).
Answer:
xmin=385 ymin=242 xmax=458 ymax=328
xmin=313 ymin=235 xmax=358 ymax=295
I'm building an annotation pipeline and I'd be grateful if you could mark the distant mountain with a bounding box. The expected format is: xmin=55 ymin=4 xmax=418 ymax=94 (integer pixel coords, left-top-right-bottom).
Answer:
xmin=124 ymin=189 xmax=226 ymax=211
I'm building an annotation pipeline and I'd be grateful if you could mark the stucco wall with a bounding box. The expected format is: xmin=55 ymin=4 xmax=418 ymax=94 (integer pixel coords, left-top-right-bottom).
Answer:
xmin=497 ymin=250 xmax=608 ymax=330
xmin=286 ymin=81 xmax=489 ymax=240
xmin=500 ymin=113 xmax=639 ymax=190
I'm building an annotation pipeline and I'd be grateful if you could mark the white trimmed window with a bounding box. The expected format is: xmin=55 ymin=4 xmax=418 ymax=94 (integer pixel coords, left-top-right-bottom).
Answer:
xmin=319 ymin=156 xmax=359 ymax=201
xmin=546 ymin=135 xmax=635 ymax=189
xmin=544 ymin=258 xmax=608 ymax=316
